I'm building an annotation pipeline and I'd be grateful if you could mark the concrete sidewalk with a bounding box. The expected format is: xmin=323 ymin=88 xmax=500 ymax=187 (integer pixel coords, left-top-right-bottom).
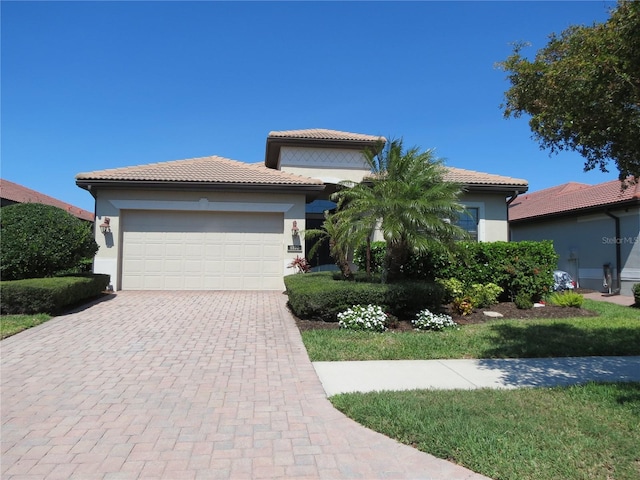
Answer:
xmin=313 ymin=357 xmax=640 ymax=396
xmin=583 ymin=291 xmax=636 ymax=307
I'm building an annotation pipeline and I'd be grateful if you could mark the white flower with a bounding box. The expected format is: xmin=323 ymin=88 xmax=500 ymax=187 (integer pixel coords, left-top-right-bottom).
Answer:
xmin=412 ymin=309 xmax=457 ymax=331
xmin=338 ymin=304 xmax=387 ymax=332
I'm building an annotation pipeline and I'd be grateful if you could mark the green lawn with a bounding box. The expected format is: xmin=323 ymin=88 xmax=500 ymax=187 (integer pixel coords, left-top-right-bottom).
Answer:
xmin=306 ymin=299 xmax=640 ymax=480
xmin=1 ymin=313 xmax=51 ymax=339
xmin=301 ymin=299 xmax=640 ymax=361
xmin=331 ymin=382 xmax=640 ymax=480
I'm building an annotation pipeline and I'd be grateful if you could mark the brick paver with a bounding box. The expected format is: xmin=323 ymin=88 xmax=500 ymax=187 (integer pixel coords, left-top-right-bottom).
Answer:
xmin=1 ymin=291 xmax=487 ymax=479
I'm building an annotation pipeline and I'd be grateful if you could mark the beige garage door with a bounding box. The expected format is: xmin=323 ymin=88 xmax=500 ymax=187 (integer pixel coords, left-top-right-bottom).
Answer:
xmin=121 ymin=210 xmax=284 ymax=290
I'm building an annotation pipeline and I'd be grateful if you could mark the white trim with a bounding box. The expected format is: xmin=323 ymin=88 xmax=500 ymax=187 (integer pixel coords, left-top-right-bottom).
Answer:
xmin=109 ymin=199 xmax=294 ymax=213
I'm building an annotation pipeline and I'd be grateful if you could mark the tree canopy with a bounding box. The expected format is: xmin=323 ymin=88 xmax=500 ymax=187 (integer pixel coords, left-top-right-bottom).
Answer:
xmin=499 ymin=0 xmax=640 ymax=181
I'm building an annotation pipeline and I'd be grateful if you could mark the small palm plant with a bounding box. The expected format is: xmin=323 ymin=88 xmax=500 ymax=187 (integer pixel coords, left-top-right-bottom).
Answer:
xmin=303 ymin=212 xmax=360 ymax=279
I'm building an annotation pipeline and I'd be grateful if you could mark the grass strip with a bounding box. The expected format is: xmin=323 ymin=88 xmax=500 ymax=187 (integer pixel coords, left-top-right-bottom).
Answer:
xmin=1 ymin=314 xmax=51 ymax=339
xmin=301 ymin=300 xmax=640 ymax=361
xmin=331 ymin=382 xmax=640 ymax=480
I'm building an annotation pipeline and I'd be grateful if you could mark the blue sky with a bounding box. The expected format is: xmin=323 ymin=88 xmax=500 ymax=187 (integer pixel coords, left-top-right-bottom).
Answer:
xmin=2 ymin=0 xmax=619 ymax=213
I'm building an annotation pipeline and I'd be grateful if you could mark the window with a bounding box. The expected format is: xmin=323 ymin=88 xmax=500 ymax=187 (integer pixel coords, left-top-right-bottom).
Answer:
xmin=457 ymin=207 xmax=479 ymax=241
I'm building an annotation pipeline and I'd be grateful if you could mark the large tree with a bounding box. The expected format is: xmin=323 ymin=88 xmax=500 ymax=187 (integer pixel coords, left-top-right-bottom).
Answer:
xmin=333 ymin=139 xmax=467 ymax=283
xmin=499 ymin=0 xmax=640 ymax=181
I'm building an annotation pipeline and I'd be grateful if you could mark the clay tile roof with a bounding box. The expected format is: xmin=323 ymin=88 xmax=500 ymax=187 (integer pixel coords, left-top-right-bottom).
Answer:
xmin=509 ymin=178 xmax=640 ymax=222
xmin=443 ymin=167 xmax=528 ymax=188
xmin=268 ymin=128 xmax=385 ymax=143
xmin=0 ymin=178 xmax=94 ymax=222
xmin=76 ymin=155 xmax=324 ymax=186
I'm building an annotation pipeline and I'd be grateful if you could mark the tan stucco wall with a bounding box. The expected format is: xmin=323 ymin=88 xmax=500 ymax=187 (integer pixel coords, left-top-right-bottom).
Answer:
xmin=92 ymin=188 xmax=307 ymax=290
xmin=459 ymin=192 xmax=510 ymax=242
xmin=279 ymin=146 xmax=371 ymax=184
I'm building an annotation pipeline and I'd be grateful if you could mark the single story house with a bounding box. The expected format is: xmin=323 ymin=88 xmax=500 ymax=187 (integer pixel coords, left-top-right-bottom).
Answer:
xmin=76 ymin=128 xmax=528 ymax=291
xmin=509 ymin=179 xmax=640 ymax=296
xmin=0 ymin=178 xmax=94 ymax=222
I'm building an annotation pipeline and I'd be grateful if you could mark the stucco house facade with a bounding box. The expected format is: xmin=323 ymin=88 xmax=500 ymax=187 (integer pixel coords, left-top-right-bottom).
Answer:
xmin=76 ymin=129 xmax=528 ymax=291
xmin=509 ymin=180 xmax=640 ymax=296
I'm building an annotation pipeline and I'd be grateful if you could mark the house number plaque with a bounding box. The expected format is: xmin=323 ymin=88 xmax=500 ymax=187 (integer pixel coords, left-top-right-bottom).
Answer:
xmin=287 ymin=245 xmax=302 ymax=253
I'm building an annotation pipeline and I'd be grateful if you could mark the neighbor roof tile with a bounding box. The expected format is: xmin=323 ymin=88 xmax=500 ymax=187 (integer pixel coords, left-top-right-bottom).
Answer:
xmin=0 ymin=178 xmax=94 ymax=221
xmin=509 ymin=179 xmax=640 ymax=221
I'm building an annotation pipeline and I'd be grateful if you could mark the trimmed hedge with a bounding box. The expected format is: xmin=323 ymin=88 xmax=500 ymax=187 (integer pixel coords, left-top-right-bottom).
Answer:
xmin=0 ymin=203 xmax=98 ymax=281
xmin=355 ymin=240 xmax=558 ymax=301
xmin=633 ymin=283 xmax=640 ymax=305
xmin=0 ymin=274 xmax=110 ymax=315
xmin=284 ymin=272 xmax=445 ymax=322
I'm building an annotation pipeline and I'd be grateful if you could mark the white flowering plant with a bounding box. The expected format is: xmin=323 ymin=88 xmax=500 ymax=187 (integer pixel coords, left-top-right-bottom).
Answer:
xmin=337 ymin=304 xmax=387 ymax=332
xmin=412 ymin=309 xmax=457 ymax=331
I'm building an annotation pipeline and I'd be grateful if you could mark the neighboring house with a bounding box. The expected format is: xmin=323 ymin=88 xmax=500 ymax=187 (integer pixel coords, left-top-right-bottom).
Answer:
xmin=509 ymin=179 xmax=640 ymax=296
xmin=0 ymin=178 xmax=94 ymax=222
xmin=76 ymin=128 xmax=528 ymax=291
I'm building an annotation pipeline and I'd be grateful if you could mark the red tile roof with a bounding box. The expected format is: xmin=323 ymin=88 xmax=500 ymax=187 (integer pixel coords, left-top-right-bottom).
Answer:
xmin=0 ymin=179 xmax=94 ymax=222
xmin=509 ymin=179 xmax=640 ymax=222
xmin=76 ymin=155 xmax=325 ymax=186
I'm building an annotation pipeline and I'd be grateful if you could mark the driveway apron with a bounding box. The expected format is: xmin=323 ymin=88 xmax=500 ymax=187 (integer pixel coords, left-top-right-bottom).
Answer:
xmin=1 ymin=291 xmax=487 ymax=480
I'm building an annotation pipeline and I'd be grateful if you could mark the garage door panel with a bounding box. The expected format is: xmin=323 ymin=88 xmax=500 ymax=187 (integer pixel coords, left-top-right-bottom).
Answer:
xmin=122 ymin=210 xmax=283 ymax=290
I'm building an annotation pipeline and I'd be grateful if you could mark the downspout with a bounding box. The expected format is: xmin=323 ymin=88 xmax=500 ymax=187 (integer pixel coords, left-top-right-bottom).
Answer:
xmin=604 ymin=211 xmax=622 ymax=294
xmin=506 ymin=191 xmax=520 ymax=242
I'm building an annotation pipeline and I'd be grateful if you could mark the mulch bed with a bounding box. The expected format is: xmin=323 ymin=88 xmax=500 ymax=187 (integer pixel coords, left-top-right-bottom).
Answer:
xmin=293 ymin=289 xmax=600 ymax=332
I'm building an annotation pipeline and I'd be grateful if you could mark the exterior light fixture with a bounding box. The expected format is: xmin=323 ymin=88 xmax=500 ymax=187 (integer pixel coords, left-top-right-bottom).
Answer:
xmin=99 ymin=217 xmax=111 ymax=234
xmin=291 ymin=220 xmax=300 ymax=237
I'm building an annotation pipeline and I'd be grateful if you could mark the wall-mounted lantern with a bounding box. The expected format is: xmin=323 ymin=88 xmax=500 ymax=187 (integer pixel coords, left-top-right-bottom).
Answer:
xmin=99 ymin=217 xmax=111 ymax=234
xmin=291 ymin=220 xmax=300 ymax=237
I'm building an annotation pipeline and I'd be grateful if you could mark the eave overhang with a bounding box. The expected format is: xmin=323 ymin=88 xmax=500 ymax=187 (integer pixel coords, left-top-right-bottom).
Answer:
xmin=76 ymin=179 xmax=326 ymax=202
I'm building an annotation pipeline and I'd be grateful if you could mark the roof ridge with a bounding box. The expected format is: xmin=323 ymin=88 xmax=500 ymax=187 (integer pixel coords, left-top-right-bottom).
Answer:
xmin=76 ymin=155 xmax=324 ymax=186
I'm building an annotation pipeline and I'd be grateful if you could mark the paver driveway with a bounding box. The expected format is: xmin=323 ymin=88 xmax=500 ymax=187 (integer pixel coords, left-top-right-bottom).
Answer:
xmin=1 ymin=291 xmax=487 ymax=479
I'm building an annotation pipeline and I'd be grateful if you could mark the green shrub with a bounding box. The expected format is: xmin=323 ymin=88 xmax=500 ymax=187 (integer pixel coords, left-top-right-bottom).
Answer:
xmin=284 ymin=272 xmax=445 ymax=321
xmin=547 ymin=291 xmax=584 ymax=308
xmin=514 ymin=292 xmax=534 ymax=310
xmin=355 ymin=240 xmax=558 ymax=302
xmin=354 ymin=241 xmax=452 ymax=281
xmin=353 ymin=242 xmax=387 ymax=275
xmin=469 ymin=283 xmax=504 ymax=308
xmin=0 ymin=274 xmax=110 ymax=314
xmin=633 ymin=283 xmax=640 ymax=305
xmin=451 ymin=296 xmax=474 ymax=316
xmin=438 ymin=278 xmax=465 ymax=304
xmin=443 ymin=241 xmax=558 ymax=302
xmin=0 ymin=203 xmax=98 ymax=280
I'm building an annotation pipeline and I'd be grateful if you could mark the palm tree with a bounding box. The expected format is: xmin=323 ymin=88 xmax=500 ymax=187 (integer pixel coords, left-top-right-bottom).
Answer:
xmin=303 ymin=211 xmax=361 ymax=279
xmin=333 ymin=138 xmax=468 ymax=283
